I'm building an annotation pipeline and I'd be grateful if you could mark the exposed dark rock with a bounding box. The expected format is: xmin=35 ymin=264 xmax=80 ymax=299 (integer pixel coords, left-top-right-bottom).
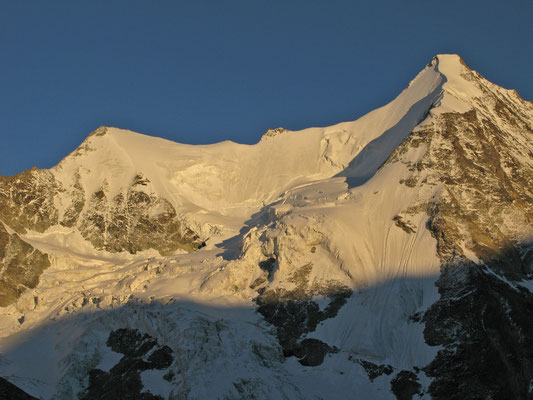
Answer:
xmin=399 ymin=176 xmax=418 ymax=187
xmin=0 ymin=167 xmax=204 ymax=257
xmin=0 ymin=377 xmax=38 ymax=400
xmin=257 ymin=296 xmax=320 ymax=356
xmin=249 ymin=276 xmax=267 ymax=290
xmin=60 ymin=173 xmax=85 ymax=228
xmin=132 ymin=174 xmax=150 ymax=186
xmin=78 ymin=180 xmax=204 ymax=255
xmin=393 ymin=215 xmax=416 ymax=234
xmin=250 ymin=257 xmax=278 ymax=290
xmin=256 ymin=265 xmax=352 ymax=366
xmin=390 ymin=370 xmax=421 ymax=400
xmin=422 ymin=261 xmax=533 ymax=400
xmin=0 ymin=224 xmax=50 ymax=307
xmin=411 ymin=108 xmax=531 ymax=274
xmin=0 ymin=169 xmax=59 ymax=233
xmin=258 ymin=257 xmax=276 ymax=276
xmin=231 ymin=378 xmax=271 ymax=399
xmin=294 ymin=338 xmax=334 ymax=366
xmin=80 ymin=328 xmax=173 ymax=400
xmin=354 ymin=359 xmax=393 ymax=382
xmin=409 ymin=312 xmax=422 ymax=323
xmin=261 ymin=127 xmax=289 ymax=140
xmin=88 ymin=126 xmax=108 ymax=137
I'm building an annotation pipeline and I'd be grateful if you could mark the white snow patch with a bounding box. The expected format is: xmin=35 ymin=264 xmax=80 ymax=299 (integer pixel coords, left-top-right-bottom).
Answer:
xmin=140 ymin=370 xmax=173 ymax=398
xmin=95 ymin=348 xmax=122 ymax=372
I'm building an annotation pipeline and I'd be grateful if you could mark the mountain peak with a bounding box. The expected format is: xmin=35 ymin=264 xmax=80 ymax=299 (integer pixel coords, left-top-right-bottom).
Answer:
xmin=420 ymin=54 xmax=484 ymax=114
xmin=429 ymin=53 xmax=468 ymax=69
xmin=433 ymin=53 xmax=471 ymax=76
xmin=429 ymin=54 xmax=472 ymax=78
xmin=434 ymin=53 xmax=466 ymax=63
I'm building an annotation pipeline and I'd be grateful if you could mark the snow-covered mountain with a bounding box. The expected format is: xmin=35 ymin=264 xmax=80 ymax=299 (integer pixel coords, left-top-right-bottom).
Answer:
xmin=0 ymin=54 xmax=532 ymax=400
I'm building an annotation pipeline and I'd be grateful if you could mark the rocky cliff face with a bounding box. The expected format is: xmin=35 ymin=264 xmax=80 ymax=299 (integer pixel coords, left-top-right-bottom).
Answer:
xmin=0 ymin=224 xmax=50 ymax=307
xmin=390 ymin=62 xmax=533 ymax=271
xmin=75 ymin=172 xmax=204 ymax=255
xmin=383 ymin=57 xmax=533 ymax=399
xmin=0 ymin=167 xmax=204 ymax=257
xmin=0 ymin=169 xmax=59 ymax=234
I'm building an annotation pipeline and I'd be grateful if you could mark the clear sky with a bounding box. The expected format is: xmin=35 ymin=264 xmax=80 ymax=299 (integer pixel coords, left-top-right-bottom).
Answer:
xmin=1 ymin=0 xmax=532 ymax=175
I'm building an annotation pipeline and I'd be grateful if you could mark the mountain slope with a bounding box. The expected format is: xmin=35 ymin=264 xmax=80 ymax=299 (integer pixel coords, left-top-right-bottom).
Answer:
xmin=0 ymin=56 xmax=446 ymax=307
xmin=0 ymin=54 xmax=532 ymax=400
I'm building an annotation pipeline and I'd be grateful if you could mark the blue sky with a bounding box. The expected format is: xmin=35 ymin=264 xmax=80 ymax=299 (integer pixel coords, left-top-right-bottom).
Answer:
xmin=1 ymin=0 xmax=532 ymax=175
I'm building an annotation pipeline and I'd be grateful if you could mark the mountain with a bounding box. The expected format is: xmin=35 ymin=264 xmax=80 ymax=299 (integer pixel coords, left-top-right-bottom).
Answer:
xmin=0 ymin=54 xmax=532 ymax=400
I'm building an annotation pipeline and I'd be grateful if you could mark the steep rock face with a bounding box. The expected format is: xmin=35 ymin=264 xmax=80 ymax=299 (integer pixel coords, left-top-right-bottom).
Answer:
xmin=76 ymin=173 xmax=204 ymax=255
xmin=81 ymin=328 xmax=173 ymax=400
xmin=384 ymin=56 xmax=533 ymax=399
xmin=0 ymin=169 xmax=59 ymax=233
xmin=0 ymin=160 xmax=203 ymax=257
xmin=0 ymin=377 xmax=38 ymax=400
xmin=390 ymin=66 xmax=533 ymax=272
xmin=0 ymin=224 xmax=50 ymax=307
xmin=423 ymin=261 xmax=533 ymax=400
xmin=255 ymin=260 xmax=352 ymax=365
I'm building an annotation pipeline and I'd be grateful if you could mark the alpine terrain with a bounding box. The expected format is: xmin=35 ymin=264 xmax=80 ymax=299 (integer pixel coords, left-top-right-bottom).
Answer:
xmin=0 ymin=54 xmax=532 ymax=400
